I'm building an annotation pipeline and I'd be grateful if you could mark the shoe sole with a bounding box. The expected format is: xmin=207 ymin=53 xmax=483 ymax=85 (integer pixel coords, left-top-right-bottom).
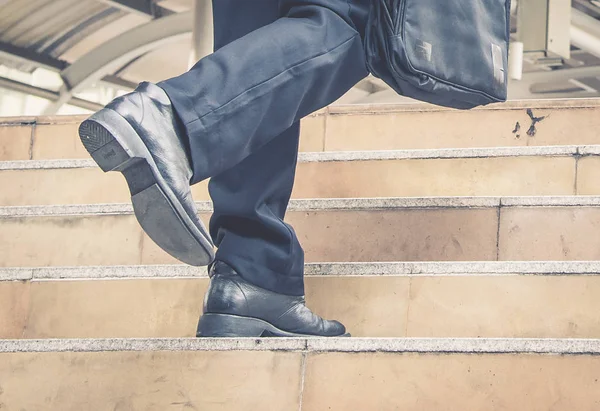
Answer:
xmin=197 ymin=313 xmax=351 ymax=338
xmin=78 ymin=108 xmax=215 ymax=266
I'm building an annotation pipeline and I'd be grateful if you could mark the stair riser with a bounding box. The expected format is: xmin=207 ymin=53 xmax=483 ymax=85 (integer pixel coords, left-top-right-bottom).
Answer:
xmin=0 ymin=125 xmax=32 ymax=161
xmin=0 ymin=116 xmax=323 ymax=161
xmin=0 ymin=349 xmax=598 ymax=410
xmin=4 ymin=155 xmax=600 ymax=206
xmin=0 ymin=350 xmax=303 ymax=410
xmin=2 ymin=103 xmax=600 ymax=161
xmin=1 ymin=206 xmax=599 ymax=266
xmin=303 ymin=352 xmax=600 ymax=410
xmin=2 ymin=276 xmax=600 ymax=339
xmin=324 ymin=105 xmax=600 ymax=151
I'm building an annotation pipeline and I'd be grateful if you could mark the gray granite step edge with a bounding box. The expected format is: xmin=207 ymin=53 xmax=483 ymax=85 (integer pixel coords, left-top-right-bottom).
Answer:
xmin=0 ymin=159 xmax=97 ymax=170
xmin=3 ymin=261 xmax=600 ymax=282
xmin=2 ymin=197 xmax=600 ymax=218
xmin=0 ymin=145 xmax=594 ymax=170
xmin=0 ymin=99 xmax=597 ymax=126
xmin=579 ymin=146 xmax=600 ymax=155
xmin=329 ymin=99 xmax=600 ymax=114
xmin=500 ymin=196 xmax=600 ymax=206
xmin=300 ymin=146 xmax=582 ymax=163
xmin=1 ymin=338 xmax=599 ymax=355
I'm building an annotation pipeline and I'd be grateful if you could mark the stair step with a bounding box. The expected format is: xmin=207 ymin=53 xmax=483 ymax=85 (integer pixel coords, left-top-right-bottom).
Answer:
xmin=2 ymin=145 xmax=600 ymax=205
xmin=1 ymin=262 xmax=600 ymax=339
xmin=0 ymin=338 xmax=599 ymax=410
xmin=2 ymin=336 xmax=599 ymax=354
xmin=1 ymin=197 xmax=599 ymax=267
xmin=323 ymin=100 xmax=600 ymax=151
xmin=1 ymin=100 xmax=599 ymax=161
xmin=4 ymin=260 xmax=600 ymax=280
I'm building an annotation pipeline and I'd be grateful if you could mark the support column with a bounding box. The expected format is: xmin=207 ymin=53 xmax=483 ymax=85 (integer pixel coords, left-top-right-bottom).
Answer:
xmin=189 ymin=0 xmax=214 ymax=68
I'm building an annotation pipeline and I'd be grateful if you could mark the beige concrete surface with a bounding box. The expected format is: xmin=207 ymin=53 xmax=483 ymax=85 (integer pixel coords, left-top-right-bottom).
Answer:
xmin=406 ymin=275 xmax=600 ymax=338
xmin=1 ymin=155 xmax=579 ymax=205
xmin=3 ymin=103 xmax=598 ymax=162
xmin=0 ymin=350 xmax=302 ymax=410
xmin=4 ymin=275 xmax=600 ymax=339
xmin=302 ymin=352 xmax=600 ymax=411
xmin=499 ymin=207 xmax=600 ymax=260
xmin=0 ymin=168 xmax=131 ymax=206
xmin=0 ymin=215 xmax=144 ymax=267
xmin=23 ymin=279 xmax=208 ymax=339
xmin=306 ymin=276 xmax=411 ymax=337
xmin=0 ymin=124 xmax=31 ymax=161
xmin=299 ymin=114 xmax=326 ymax=152
xmin=576 ymin=156 xmax=600 ymax=195
xmin=288 ymin=208 xmax=499 ymax=262
xmin=0 ymin=116 xmax=325 ymax=161
xmin=32 ymin=123 xmax=89 ymax=160
xmin=0 ymin=281 xmax=30 ymax=339
xmin=4 ymin=206 xmax=600 ymax=266
xmin=139 ymin=213 xmax=212 ymax=265
xmin=325 ymin=105 xmax=600 ymax=151
xmin=294 ymin=156 xmax=576 ymax=198
xmin=14 ymin=277 xmax=411 ymax=338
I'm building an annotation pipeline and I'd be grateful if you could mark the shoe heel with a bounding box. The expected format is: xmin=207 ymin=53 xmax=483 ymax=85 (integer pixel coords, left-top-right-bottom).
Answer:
xmin=197 ymin=314 xmax=268 ymax=337
xmin=78 ymin=109 xmax=134 ymax=172
xmin=79 ymin=106 xmax=215 ymax=267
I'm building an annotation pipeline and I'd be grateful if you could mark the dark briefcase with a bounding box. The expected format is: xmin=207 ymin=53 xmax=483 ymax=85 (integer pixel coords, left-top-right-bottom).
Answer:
xmin=365 ymin=0 xmax=512 ymax=109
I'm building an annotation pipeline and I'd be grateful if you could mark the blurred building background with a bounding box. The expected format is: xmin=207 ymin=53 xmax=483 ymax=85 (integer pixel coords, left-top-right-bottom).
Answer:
xmin=0 ymin=0 xmax=599 ymax=117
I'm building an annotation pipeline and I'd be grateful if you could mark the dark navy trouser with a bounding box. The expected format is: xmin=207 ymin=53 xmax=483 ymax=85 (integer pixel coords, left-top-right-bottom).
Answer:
xmin=159 ymin=0 xmax=370 ymax=296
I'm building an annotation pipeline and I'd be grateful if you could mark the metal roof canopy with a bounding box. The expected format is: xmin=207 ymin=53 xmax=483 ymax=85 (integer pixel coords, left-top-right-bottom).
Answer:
xmin=0 ymin=0 xmax=191 ymax=111
xmin=0 ymin=0 xmax=599 ymax=113
xmin=96 ymin=0 xmax=173 ymax=17
xmin=43 ymin=10 xmax=192 ymax=114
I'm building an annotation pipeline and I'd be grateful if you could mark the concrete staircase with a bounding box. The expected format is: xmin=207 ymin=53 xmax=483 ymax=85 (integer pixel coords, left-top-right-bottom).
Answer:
xmin=1 ymin=99 xmax=600 ymax=409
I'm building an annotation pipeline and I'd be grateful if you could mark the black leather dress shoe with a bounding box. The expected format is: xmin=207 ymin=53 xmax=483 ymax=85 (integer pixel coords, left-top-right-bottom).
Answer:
xmin=78 ymin=82 xmax=214 ymax=266
xmin=197 ymin=261 xmax=349 ymax=337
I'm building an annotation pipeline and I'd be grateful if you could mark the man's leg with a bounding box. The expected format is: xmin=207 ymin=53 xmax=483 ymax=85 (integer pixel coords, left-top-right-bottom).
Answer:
xmin=195 ymin=0 xmax=370 ymax=336
xmin=158 ymin=0 xmax=370 ymax=182
xmin=80 ymin=0 xmax=370 ymax=336
xmin=158 ymin=0 xmax=370 ymax=296
xmin=208 ymin=0 xmax=305 ymax=297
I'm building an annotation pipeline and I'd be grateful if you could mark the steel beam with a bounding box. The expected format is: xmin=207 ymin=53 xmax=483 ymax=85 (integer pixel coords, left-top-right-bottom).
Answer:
xmin=0 ymin=76 xmax=103 ymax=112
xmin=101 ymin=75 xmax=139 ymax=90
xmin=61 ymin=10 xmax=191 ymax=90
xmin=573 ymin=0 xmax=600 ymax=19
xmin=0 ymin=42 xmax=138 ymax=92
xmin=571 ymin=8 xmax=600 ymax=58
xmin=95 ymin=0 xmax=172 ymax=18
xmin=0 ymin=41 xmax=66 ymax=72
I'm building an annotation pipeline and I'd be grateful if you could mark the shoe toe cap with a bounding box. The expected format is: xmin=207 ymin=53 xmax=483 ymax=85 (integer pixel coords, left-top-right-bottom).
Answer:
xmin=323 ymin=319 xmax=348 ymax=337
